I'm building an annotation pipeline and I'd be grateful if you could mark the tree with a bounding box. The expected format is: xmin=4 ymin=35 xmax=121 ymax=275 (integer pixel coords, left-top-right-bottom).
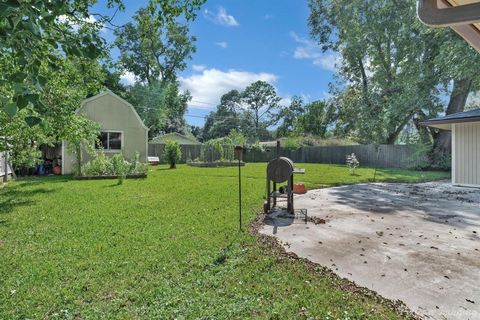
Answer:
xmin=276 ymin=96 xmax=305 ymax=137
xmin=0 ymin=0 xmax=204 ymax=117
xmin=308 ymin=0 xmax=480 ymax=158
xmin=164 ymin=140 xmax=182 ymax=168
xmin=127 ymin=81 xmax=190 ymax=137
xmin=295 ymin=100 xmax=335 ymax=137
xmin=0 ymin=109 xmax=46 ymax=177
xmin=308 ymin=0 xmax=442 ymax=144
xmin=241 ymin=81 xmax=281 ymax=136
xmin=0 ymin=0 xmax=113 ymax=117
xmin=115 ymin=7 xmax=197 ymax=84
xmin=201 ymin=90 xmax=242 ymax=141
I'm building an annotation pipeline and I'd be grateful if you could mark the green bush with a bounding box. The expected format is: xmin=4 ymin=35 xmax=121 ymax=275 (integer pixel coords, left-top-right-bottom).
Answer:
xmin=129 ymin=152 xmax=149 ymax=175
xmin=164 ymin=140 xmax=182 ymax=169
xmin=81 ymin=151 xmax=149 ymax=177
xmin=111 ymin=153 xmax=127 ymax=185
xmin=404 ymin=143 xmax=431 ymax=170
xmin=82 ymin=153 xmax=113 ymax=176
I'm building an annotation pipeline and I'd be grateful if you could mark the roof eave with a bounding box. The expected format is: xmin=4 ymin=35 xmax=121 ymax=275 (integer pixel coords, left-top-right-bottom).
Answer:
xmin=421 ymin=116 xmax=480 ymax=130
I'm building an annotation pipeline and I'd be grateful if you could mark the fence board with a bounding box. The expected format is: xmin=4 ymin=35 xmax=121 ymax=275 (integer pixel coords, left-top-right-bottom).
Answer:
xmin=148 ymin=144 xmax=423 ymax=168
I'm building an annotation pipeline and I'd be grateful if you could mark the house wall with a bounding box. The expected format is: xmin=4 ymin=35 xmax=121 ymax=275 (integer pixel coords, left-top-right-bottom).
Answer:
xmin=453 ymin=122 xmax=480 ymax=187
xmin=63 ymin=93 xmax=148 ymax=174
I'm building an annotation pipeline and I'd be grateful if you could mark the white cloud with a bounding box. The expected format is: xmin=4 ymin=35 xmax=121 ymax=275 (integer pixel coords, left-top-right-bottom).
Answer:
xmin=192 ymin=64 xmax=206 ymax=72
xmin=179 ymin=68 xmax=278 ymax=109
xmin=204 ymin=7 xmax=239 ymax=27
xmin=120 ymin=71 xmax=136 ymax=85
xmin=215 ymin=41 xmax=228 ymax=49
xmin=290 ymin=32 xmax=341 ymax=72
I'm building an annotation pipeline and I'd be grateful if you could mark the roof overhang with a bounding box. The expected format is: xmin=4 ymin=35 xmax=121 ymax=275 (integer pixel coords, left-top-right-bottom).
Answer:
xmin=418 ymin=0 xmax=480 ymax=52
xmin=421 ymin=117 xmax=480 ymax=130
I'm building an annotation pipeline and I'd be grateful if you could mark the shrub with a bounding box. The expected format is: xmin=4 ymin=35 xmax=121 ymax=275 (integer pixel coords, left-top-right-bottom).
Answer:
xmin=164 ymin=140 xmax=182 ymax=169
xmin=111 ymin=153 xmax=127 ymax=185
xmin=129 ymin=152 xmax=148 ymax=175
xmin=81 ymin=151 xmax=148 ymax=178
xmin=404 ymin=143 xmax=431 ymax=170
xmin=82 ymin=153 xmax=113 ymax=176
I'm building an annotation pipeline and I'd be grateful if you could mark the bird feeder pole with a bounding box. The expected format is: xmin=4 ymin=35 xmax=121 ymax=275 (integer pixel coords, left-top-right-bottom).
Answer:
xmin=235 ymin=146 xmax=244 ymax=231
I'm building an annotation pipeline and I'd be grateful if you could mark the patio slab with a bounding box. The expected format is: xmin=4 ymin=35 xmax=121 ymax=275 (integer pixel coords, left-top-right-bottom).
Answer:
xmin=260 ymin=181 xmax=480 ymax=320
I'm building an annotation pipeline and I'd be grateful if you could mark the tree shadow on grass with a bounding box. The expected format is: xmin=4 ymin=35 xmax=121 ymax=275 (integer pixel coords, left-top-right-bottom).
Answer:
xmin=0 ymin=180 xmax=59 ymax=215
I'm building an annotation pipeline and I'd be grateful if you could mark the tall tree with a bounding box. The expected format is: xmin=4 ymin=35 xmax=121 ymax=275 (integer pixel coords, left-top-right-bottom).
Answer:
xmin=309 ymin=0 xmax=443 ymax=144
xmin=295 ymin=100 xmax=335 ymax=137
xmin=308 ymin=0 xmax=480 ymax=156
xmin=241 ymin=81 xmax=281 ymax=134
xmin=202 ymin=90 xmax=242 ymax=141
xmin=115 ymin=7 xmax=197 ymax=84
xmin=276 ymin=96 xmax=305 ymax=137
xmin=127 ymin=81 xmax=190 ymax=137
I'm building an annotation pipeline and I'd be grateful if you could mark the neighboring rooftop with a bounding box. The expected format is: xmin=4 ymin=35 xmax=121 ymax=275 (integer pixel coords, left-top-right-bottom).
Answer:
xmin=422 ymin=108 xmax=480 ymax=130
xmin=150 ymin=132 xmax=202 ymax=145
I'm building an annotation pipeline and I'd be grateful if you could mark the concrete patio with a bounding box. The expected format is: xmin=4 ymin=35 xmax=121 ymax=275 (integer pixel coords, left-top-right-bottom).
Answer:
xmin=260 ymin=181 xmax=480 ymax=320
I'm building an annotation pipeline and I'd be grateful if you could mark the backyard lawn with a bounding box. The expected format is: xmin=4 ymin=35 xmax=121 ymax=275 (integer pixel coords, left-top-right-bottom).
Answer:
xmin=0 ymin=164 xmax=449 ymax=319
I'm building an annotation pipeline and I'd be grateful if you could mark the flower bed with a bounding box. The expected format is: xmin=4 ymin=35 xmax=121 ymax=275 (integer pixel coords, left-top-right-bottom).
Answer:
xmin=76 ymin=152 xmax=148 ymax=182
xmin=187 ymin=161 xmax=245 ymax=168
xmin=74 ymin=173 xmax=147 ymax=180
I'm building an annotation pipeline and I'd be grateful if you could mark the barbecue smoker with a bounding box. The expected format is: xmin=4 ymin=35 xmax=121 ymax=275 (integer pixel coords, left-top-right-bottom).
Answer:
xmin=266 ymin=156 xmax=295 ymax=214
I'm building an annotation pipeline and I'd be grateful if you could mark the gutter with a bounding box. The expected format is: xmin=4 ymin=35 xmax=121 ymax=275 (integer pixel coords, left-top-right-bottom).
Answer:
xmin=421 ymin=117 xmax=480 ymax=126
xmin=417 ymin=0 xmax=480 ymax=27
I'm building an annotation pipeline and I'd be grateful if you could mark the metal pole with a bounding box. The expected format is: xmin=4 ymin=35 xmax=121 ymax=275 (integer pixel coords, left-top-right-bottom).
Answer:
xmin=238 ymin=158 xmax=242 ymax=231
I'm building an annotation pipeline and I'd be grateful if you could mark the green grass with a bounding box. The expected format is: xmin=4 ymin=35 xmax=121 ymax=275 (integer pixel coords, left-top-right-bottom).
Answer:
xmin=0 ymin=164 xmax=449 ymax=319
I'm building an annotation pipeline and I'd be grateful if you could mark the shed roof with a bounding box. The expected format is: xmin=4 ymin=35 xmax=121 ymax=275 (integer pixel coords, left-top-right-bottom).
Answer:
xmin=422 ymin=108 xmax=480 ymax=130
xmin=150 ymin=132 xmax=202 ymax=145
xmin=80 ymin=91 xmax=149 ymax=131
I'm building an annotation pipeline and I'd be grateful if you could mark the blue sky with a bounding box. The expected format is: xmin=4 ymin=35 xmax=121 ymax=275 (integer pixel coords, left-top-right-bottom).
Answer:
xmin=93 ymin=0 xmax=339 ymax=126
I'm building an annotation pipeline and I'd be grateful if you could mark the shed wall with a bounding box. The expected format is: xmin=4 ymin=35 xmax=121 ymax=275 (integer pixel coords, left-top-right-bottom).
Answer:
xmin=453 ymin=122 xmax=480 ymax=187
xmin=63 ymin=93 xmax=148 ymax=174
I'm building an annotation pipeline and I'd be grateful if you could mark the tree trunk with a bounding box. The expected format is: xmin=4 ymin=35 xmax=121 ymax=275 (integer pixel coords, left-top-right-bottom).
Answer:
xmin=414 ymin=110 xmax=432 ymax=145
xmin=3 ymin=151 xmax=8 ymax=183
xmin=385 ymin=112 xmax=415 ymax=144
xmin=431 ymin=78 xmax=472 ymax=166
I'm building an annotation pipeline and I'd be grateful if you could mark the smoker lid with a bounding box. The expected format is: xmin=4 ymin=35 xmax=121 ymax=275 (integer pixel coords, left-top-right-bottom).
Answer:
xmin=267 ymin=157 xmax=294 ymax=183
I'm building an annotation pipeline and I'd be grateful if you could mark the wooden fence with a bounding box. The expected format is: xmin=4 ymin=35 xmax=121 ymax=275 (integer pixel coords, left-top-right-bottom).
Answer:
xmin=148 ymin=144 xmax=423 ymax=168
xmin=0 ymin=151 xmax=13 ymax=177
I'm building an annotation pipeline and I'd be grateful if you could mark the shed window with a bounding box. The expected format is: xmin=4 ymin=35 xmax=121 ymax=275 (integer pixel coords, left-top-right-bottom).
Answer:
xmin=96 ymin=132 xmax=122 ymax=151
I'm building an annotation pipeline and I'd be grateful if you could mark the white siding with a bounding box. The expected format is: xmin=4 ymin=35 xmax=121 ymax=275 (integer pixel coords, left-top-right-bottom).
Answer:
xmin=453 ymin=122 xmax=480 ymax=187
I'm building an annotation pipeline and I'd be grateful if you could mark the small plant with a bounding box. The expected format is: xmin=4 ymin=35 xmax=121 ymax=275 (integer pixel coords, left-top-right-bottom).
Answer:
xmin=129 ymin=152 xmax=149 ymax=175
xmin=346 ymin=153 xmax=360 ymax=175
xmin=111 ymin=153 xmax=127 ymax=185
xmin=164 ymin=140 xmax=182 ymax=169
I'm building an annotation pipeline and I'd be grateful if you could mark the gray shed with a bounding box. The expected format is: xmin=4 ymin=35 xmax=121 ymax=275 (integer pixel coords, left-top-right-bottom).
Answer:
xmin=423 ymin=109 xmax=480 ymax=187
xmin=62 ymin=91 xmax=149 ymax=174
